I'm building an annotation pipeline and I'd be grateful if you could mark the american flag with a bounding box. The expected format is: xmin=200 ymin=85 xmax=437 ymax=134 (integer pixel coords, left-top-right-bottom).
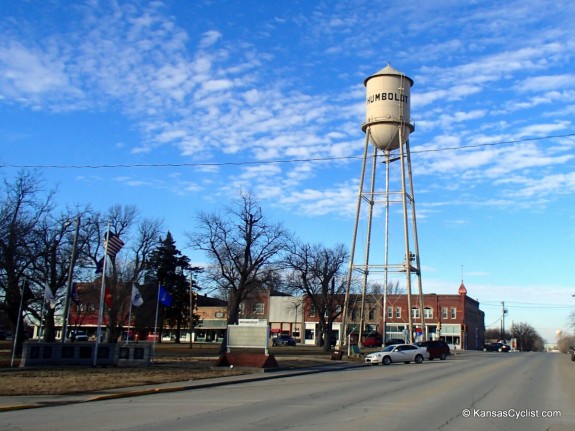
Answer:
xmin=105 ymin=232 xmax=125 ymax=257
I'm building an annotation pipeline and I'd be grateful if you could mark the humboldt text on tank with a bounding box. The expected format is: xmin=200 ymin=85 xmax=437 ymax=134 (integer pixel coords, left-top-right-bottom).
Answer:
xmin=366 ymin=92 xmax=409 ymax=104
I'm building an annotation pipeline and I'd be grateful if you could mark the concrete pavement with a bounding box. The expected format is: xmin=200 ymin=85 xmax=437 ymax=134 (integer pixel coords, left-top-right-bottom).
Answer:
xmin=0 ymin=360 xmax=364 ymax=412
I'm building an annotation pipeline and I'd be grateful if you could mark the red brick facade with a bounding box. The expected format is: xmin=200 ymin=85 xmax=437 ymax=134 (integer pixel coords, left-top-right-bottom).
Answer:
xmin=301 ymin=283 xmax=485 ymax=350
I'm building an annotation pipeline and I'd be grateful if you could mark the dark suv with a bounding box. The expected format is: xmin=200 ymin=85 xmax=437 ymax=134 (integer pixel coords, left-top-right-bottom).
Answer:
xmin=272 ymin=334 xmax=296 ymax=346
xmin=415 ymin=340 xmax=450 ymax=360
xmin=384 ymin=338 xmax=406 ymax=346
xmin=483 ymin=342 xmax=510 ymax=352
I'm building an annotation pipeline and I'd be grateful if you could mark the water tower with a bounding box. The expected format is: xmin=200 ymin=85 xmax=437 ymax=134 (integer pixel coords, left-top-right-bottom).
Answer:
xmin=341 ymin=65 xmax=425 ymax=346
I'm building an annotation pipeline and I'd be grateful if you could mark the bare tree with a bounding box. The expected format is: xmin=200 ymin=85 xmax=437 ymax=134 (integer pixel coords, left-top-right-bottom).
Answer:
xmin=29 ymin=209 xmax=87 ymax=342
xmin=0 ymin=171 xmax=55 ymax=354
xmin=369 ymin=280 xmax=405 ymax=295
xmin=510 ymin=322 xmax=544 ymax=352
xmin=556 ymin=334 xmax=575 ymax=354
xmin=79 ymin=205 xmax=163 ymax=343
xmin=484 ymin=327 xmax=501 ymax=341
xmin=186 ymin=192 xmax=288 ymax=335
xmin=284 ymin=241 xmax=349 ymax=352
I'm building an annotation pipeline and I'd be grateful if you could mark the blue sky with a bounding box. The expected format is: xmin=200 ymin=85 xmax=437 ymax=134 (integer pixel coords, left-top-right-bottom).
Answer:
xmin=1 ymin=0 xmax=574 ymax=342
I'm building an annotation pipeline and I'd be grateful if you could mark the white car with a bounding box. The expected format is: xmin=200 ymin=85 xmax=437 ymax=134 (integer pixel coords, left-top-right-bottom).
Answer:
xmin=365 ymin=344 xmax=429 ymax=365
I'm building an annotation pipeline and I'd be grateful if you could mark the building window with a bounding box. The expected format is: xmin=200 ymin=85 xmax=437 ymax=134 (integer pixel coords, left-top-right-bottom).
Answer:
xmin=253 ymin=303 xmax=264 ymax=315
xmin=309 ymin=305 xmax=317 ymax=317
xmin=442 ymin=307 xmax=448 ymax=319
xmin=395 ymin=307 xmax=401 ymax=318
xmin=450 ymin=307 xmax=456 ymax=319
xmin=387 ymin=307 xmax=393 ymax=318
xmin=352 ymin=307 xmax=362 ymax=321
xmin=368 ymin=308 xmax=375 ymax=320
xmin=386 ymin=324 xmax=406 ymax=340
xmin=239 ymin=303 xmax=245 ymax=315
xmin=424 ymin=307 xmax=433 ymax=319
xmin=411 ymin=308 xmax=420 ymax=319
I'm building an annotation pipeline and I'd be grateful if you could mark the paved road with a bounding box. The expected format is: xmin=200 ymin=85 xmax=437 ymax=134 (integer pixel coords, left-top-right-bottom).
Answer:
xmin=1 ymin=351 xmax=574 ymax=431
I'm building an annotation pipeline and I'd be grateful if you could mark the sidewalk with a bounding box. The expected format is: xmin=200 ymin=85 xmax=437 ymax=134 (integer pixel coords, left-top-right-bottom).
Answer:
xmin=0 ymin=360 xmax=364 ymax=412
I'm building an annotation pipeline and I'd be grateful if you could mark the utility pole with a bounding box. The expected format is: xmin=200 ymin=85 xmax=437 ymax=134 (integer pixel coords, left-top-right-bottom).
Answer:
xmin=501 ymin=301 xmax=507 ymax=341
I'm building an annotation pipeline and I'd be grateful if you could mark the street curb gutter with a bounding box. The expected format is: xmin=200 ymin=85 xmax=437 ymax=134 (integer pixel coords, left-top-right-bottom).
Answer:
xmin=1 ymin=362 xmax=366 ymax=412
xmin=89 ymin=363 xmax=364 ymax=401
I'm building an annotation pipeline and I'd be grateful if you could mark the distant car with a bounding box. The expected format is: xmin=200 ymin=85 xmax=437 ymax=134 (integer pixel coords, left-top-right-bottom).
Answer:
xmin=415 ymin=340 xmax=450 ymax=360
xmin=365 ymin=344 xmax=429 ymax=365
xmin=569 ymin=346 xmax=574 ymax=361
xmin=483 ymin=342 xmax=510 ymax=352
xmin=362 ymin=335 xmax=383 ymax=348
xmin=69 ymin=330 xmax=89 ymax=342
xmin=272 ymin=334 xmax=296 ymax=346
xmin=384 ymin=338 xmax=406 ymax=346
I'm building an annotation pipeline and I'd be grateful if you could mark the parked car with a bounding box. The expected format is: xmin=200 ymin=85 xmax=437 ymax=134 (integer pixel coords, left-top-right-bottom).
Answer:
xmin=362 ymin=335 xmax=383 ymax=347
xmin=69 ymin=330 xmax=89 ymax=342
xmin=569 ymin=345 xmax=574 ymax=362
xmin=483 ymin=342 xmax=510 ymax=352
xmin=384 ymin=338 xmax=406 ymax=346
xmin=415 ymin=340 xmax=450 ymax=360
xmin=365 ymin=343 xmax=429 ymax=365
xmin=272 ymin=334 xmax=296 ymax=346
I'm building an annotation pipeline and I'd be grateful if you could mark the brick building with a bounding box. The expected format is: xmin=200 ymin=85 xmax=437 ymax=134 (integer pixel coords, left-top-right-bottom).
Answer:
xmin=52 ymin=281 xmax=484 ymax=351
xmin=300 ymin=282 xmax=485 ymax=350
xmin=380 ymin=282 xmax=485 ymax=350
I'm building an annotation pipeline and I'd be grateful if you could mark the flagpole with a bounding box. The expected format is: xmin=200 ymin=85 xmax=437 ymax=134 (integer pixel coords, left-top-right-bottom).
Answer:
xmin=61 ymin=216 xmax=80 ymax=342
xmin=11 ymin=284 xmax=26 ymax=367
xmin=126 ymin=299 xmax=133 ymax=345
xmin=153 ymin=283 xmax=161 ymax=362
xmin=93 ymin=223 xmax=111 ymax=367
xmin=39 ymin=288 xmax=46 ymax=342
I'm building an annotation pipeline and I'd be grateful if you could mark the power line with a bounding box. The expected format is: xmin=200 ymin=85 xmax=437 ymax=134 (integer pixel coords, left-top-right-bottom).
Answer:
xmin=411 ymin=132 xmax=575 ymax=155
xmin=0 ymin=155 xmax=359 ymax=170
xmin=481 ymin=301 xmax=574 ymax=309
xmin=1 ymin=132 xmax=574 ymax=170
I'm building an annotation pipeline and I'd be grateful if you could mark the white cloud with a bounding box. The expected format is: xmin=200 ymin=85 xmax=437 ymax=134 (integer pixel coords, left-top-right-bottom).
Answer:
xmin=515 ymin=74 xmax=575 ymax=92
xmin=0 ymin=41 xmax=82 ymax=106
xmin=198 ymin=30 xmax=222 ymax=49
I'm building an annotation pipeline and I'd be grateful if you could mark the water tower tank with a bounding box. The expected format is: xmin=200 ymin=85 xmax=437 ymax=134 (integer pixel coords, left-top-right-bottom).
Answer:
xmin=362 ymin=65 xmax=414 ymax=151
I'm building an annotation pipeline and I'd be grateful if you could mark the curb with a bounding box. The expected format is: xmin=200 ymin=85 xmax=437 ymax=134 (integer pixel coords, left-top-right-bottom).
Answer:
xmin=0 ymin=361 xmax=365 ymax=412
